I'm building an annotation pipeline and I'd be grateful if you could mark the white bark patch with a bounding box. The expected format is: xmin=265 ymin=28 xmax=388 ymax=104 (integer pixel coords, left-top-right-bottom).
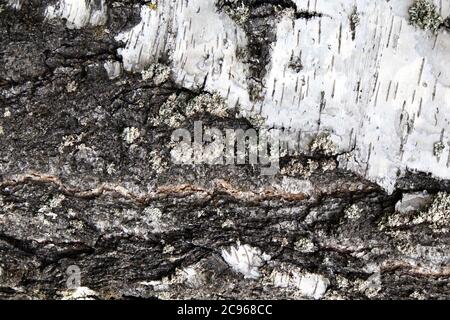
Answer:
xmin=45 ymin=0 xmax=108 ymax=29
xmin=103 ymin=60 xmax=123 ymax=80
xmin=270 ymin=269 xmax=330 ymax=299
xmin=115 ymin=3 xmax=172 ymax=72
xmin=61 ymin=287 xmax=98 ymax=300
xmin=268 ymin=0 xmax=450 ymax=193
xmin=395 ymin=191 xmax=432 ymax=214
xmin=295 ymin=273 xmax=330 ymax=300
xmin=221 ymin=243 xmax=270 ymax=279
xmin=116 ymin=0 xmax=251 ymax=109
xmin=7 ymin=0 xmax=23 ymax=10
xmin=43 ymin=0 xmax=450 ymax=193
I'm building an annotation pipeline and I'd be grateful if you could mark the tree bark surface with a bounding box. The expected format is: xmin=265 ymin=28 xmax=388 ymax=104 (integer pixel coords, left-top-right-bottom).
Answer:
xmin=0 ymin=0 xmax=449 ymax=300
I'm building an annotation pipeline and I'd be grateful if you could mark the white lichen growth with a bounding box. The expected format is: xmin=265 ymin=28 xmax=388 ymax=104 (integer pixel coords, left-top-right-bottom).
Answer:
xmin=217 ymin=0 xmax=250 ymax=27
xmin=122 ymin=127 xmax=140 ymax=144
xmin=410 ymin=290 xmax=428 ymax=300
xmin=384 ymin=192 xmax=450 ymax=230
xmin=359 ymin=272 xmax=382 ymax=298
xmin=142 ymin=207 xmax=167 ymax=233
xmin=310 ymin=133 xmax=336 ymax=156
xmin=49 ymin=194 xmax=66 ymax=208
xmin=140 ymin=259 xmax=209 ymax=298
xmin=38 ymin=195 xmax=66 ymax=220
xmin=413 ymin=192 xmax=450 ymax=228
xmin=153 ymin=92 xmax=229 ymax=128
xmin=149 ymin=150 xmax=167 ymax=174
xmin=154 ymin=94 xmax=186 ymax=128
xmin=433 ymin=141 xmax=446 ymax=157
xmin=276 ymin=177 xmax=314 ymax=196
xmin=61 ymin=287 xmax=98 ymax=300
xmin=173 ymin=266 xmax=207 ymax=289
xmin=221 ymin=243 xmax=270 ymax=279
xmin=141 ymin=63 xmax=171 ymax=85
xmin=409 ymin=0 xmax=443 ymax=33
xmin=221 ymin=219 xmax=235 ymax=229
xmin=281 ymin=159 xmax=322 ymax=178
xmin=186 ymin=93 xmax=229 ymax=118
xmin=344 ymin=204 xmax=363 ymax=220
xmin=106 ymin=163 xmax=116 ymax=175
xmin=350 ymin=6 xmax=360 ymax=28
xmin=58 ymin=133 xmax=85 ymax=153
xmin=294 ymin=237 xmax=316 ymax=253
xmin=336 ymin=275 xmax=350 ymax=289
xmin=66 ymin=81 xmax=78 ymax=93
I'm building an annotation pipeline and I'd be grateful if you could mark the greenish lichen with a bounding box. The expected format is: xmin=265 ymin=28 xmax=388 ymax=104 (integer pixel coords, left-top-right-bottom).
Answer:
xmin=408 ymin=0 xmax=443 ymax=33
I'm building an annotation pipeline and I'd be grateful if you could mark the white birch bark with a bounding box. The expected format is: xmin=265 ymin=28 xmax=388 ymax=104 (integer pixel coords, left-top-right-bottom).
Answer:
xmin=26 ymin=0 xmax=450 ymax=193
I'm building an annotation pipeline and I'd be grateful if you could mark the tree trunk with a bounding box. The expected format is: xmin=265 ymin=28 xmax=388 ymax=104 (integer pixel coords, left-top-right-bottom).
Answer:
xmin=0 ymin=0 xmax=449 ymax=300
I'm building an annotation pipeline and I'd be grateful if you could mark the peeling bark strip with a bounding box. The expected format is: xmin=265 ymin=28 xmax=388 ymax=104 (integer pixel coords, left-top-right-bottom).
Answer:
xmin=0 ymin=172 xmax=315 ymax=202
xmin=1 ymin=0 xmax=450 ymax=300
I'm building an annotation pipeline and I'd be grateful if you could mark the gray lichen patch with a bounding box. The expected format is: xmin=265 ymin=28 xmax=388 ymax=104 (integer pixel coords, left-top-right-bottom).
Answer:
xmin=414 ymin=192 xmax=450 ymax=228
xmin=187 ymin=93 xmax=229 ymax=118
xmin=294 ymin=237 xmax=317 ymax=253
xmin=382 ymin=192 xmax=450 ymax=231
xmin=344 ymin=204 xmax=363 ymax=220
xmin=281 ymin=158 xmax=337 ymax=178
xmin=310 ymin=133 xmax=337 ymax=156
xmin=433 ymin=141 xmax=446 ymax=157
xmin=217 ymin=0 xmax=250 ymax=27
xmin=349 ymin=6 xmax=360 ymax=40
xmin=141 ymin=63 xmax=171 ymax=85
xmin=122 ymin=127 xmax=141 ymax=144
xmin=151 ymin=92 xmax=230 ymax=128
xmin=409 ymin=0 xmax=444 ymax=33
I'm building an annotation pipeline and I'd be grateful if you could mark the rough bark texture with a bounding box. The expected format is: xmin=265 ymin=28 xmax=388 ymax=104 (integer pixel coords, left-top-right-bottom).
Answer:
xmin=0 ymin=0 xmax=449 ymax=300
